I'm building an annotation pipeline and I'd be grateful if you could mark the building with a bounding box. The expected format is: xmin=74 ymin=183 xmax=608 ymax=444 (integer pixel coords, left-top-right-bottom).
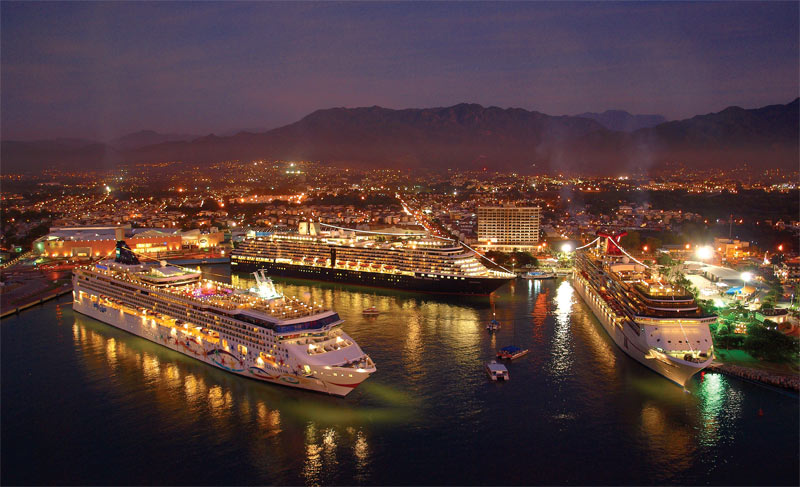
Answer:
xmin=476 ymin=206 xmax=541 ymax=252
xmin=36 ymin=226 xmax=182 ymax=259
xmin=35 ymin=225 xmax=225 ymax=259
xmin=713 ymin=238 xmax=752 ymax=261
xmin=776 ymin=257 xmax=800 ymax=283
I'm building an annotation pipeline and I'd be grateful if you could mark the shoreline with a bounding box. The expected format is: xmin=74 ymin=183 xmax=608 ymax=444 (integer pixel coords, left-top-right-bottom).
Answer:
xmin=708 ymin=361 xmax=799 ymax=392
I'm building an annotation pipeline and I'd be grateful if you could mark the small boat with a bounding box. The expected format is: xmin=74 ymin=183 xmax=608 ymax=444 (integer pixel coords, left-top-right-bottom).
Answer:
xmin=486 ymin=360 xmax=509 ymax=381
xmin=522 ymin=270 xmax=556 ymax=280
xmin=496 ymin=346 xmax=529 ymax=360
xmin=362 ymin=306 xmax=380 ymax=316
xmin=486 ymin=319 xmax=501 ymax=331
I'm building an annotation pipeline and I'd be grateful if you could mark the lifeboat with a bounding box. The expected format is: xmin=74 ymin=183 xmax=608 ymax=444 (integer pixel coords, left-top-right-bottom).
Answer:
xmin=370 ymin=263 xmax=382 ymax=269
xmin=314 ymin=258 xmax=326 ymax=264
xmin=347 ymin=262 xmax=357 ymax=267
xmin=359 ymin=262 xmax=369 ymax=268
xmin=292 ymin=257 xmax=302 ymax=262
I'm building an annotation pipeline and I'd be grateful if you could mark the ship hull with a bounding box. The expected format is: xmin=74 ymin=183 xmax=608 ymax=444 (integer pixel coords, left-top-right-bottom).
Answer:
xmin=570 ymin=274 xmax=710 ymax=387
xmin=71 ymin=290 xmax=365 ymax=397
xmin=231 ymin=260 xmax=511 ymax=295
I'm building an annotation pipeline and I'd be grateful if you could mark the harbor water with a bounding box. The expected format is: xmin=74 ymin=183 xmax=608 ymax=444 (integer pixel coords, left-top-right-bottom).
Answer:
xmin=2 ymin=266 xmax=798 ymax=485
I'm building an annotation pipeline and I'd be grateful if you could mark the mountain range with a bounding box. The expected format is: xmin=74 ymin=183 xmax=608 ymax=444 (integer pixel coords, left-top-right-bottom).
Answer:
xmin=576 ymin=110 xmax=666 ymax=132
xmin=2 ymin=99 xmax=797 ymax=175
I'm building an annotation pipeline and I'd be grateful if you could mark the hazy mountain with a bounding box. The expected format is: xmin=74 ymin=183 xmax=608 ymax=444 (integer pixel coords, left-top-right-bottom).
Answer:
xmin=2 ymin=99 xmax=797 ymax=175
xmin=1 ymin=139 xmax=120 ymax=173
xmin=110 ymin=130 xmax=197 ymax=151
xmin=126 ymin=103 xmax=612 ymax=171
xmin=576 ymin=110 xmax=666 ymax=131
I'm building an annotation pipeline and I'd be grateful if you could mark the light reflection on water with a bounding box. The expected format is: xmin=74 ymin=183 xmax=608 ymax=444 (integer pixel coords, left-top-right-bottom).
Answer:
xmin=2 ymin=272 xmax=798 ymax=486
xmin=549 ymin=280 xmax=575 ymax=379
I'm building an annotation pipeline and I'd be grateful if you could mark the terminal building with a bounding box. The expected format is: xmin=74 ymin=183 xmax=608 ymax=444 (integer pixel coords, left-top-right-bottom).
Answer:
xmin=476 ymin=206 xmax=541 ymax=252
xmin=35 ymin=225 xmax=225 ymax=259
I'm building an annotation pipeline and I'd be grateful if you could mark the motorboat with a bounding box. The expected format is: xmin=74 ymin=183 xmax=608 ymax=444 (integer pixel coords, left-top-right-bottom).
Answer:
xmin=522 ymin=270 xmax=556 ymax=280
xmin=496 ymin=346 xmax=529 ymax=360
xmin=486 ymin=360 xmax=509 ymax=381
xmin=362 ymin=306 xmax=380 ymax=316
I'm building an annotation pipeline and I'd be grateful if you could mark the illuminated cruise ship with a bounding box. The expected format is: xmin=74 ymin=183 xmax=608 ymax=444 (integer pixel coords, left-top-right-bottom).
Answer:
xmin=231 ymin=223 xmax=514 ymax=294
xmin=72 ymin=241 xmax=376 ymax=396
xmin=571 ymin=231 xmax=715 ymax=386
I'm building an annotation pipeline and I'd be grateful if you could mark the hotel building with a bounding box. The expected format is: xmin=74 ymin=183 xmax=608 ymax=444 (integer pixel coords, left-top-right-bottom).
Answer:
xmin=476 ymin=206 xmax=541 ymax=252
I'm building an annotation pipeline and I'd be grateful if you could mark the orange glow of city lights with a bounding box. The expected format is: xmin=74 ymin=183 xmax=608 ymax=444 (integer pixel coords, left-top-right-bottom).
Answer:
xmin=685 ymin=243 xmax=691 ymax=250
xmin=643 ymin=245 xmax=648 ymax=252
xmin=778 ymin=244 xmax=784 ymax=251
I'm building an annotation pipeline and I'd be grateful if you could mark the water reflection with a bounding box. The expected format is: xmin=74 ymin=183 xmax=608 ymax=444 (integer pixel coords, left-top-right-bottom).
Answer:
xmin=695 ymin=371 xmax=742 ymax=448
xmin=36 ymin=271 xmax=795 ymax=486
xmin=68 ymin=311 xmax=413 ymax=483
xmin=549 ymin=281 xmax=575 ymax=379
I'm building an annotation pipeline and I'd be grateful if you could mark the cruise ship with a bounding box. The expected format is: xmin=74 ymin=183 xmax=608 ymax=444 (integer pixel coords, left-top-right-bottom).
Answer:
xmin=231 ymin=223 xmax=514 ymax=294
xmin=571 ymin=231 xmax=715 ymax=386
xmin=72 ymin=241 xmax=376 ymax=396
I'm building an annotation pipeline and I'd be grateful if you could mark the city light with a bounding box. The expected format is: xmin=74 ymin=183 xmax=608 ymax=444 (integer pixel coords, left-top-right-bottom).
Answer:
xmin=561 ymin=243 xmax=573 ymax=253
xmin=741 ymin=271 xmax=753 ymax=283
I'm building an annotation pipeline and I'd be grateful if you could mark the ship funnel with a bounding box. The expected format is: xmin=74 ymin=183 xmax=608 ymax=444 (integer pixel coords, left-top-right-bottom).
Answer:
xmin=252 ymin=269 xmax=280 ymax=300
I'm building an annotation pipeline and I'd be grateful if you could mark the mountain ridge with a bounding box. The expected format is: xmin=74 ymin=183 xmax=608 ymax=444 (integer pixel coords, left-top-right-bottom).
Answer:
xmin=576 ymin=110 xmax=666 ymax=131
xmin=2 ymin=99 xmax=797 ymax=175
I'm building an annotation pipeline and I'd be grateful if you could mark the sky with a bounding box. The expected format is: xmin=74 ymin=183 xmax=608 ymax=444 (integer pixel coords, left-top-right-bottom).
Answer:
xmin=2 ymin=1 xmax=798 ymax=140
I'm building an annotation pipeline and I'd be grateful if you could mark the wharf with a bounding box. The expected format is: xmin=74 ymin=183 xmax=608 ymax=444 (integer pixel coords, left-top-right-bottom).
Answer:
xmin=1 ymin=286 xmax=73 ymax=319
xmin=707 ymin=362 xmax=799 ymax=392
xmin=167 ymin=257 xmax=230 ymax=265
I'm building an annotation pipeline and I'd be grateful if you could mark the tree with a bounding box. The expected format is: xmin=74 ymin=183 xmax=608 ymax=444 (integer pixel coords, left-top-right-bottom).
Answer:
xmin=620 ymin=231 xmax=641 ymax=251
xmin=743 ymin=322 xmax=799 ymax=362
xmin=656 ymin=253 xmax=674 ymax=267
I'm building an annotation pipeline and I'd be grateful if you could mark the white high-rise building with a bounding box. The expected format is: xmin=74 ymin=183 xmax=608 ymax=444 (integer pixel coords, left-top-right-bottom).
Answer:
xmin=477 ymin=206 xmax=541 ymax=251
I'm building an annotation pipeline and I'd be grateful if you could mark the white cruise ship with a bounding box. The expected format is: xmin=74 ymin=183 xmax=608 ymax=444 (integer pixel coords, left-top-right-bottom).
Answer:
xmin=571 ymin=232 xmax=715 ymax=386
xmin=231 ymin=223 xmax=514 ymax=294
xmin=72 ymin=241 xmax=376 ymax=396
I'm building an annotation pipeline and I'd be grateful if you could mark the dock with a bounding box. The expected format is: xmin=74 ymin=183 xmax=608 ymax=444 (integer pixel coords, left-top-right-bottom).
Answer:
xmin=1 ymin=286 xmax=74 ymax=319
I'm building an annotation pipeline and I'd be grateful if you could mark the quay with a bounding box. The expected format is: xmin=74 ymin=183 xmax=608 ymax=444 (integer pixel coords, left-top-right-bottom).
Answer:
xmin=1 ymin=286 xmax=73 ymax=319
xmin=164 ymin=257 xmax=230 ymax=265
xmin=708 ymin=362 xmax=799 ymax=392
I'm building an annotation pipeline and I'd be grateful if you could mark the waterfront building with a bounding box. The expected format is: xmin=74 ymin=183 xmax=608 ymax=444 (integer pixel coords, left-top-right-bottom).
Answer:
xmin=35 ymin=226 xmax=225 ymax=259
xmin=476 ymin=206 xmax=541 ymax=252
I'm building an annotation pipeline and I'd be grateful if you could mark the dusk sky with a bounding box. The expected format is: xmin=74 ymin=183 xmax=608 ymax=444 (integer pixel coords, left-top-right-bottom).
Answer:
xmin=2 ymin=1 xmax=798 ymax=140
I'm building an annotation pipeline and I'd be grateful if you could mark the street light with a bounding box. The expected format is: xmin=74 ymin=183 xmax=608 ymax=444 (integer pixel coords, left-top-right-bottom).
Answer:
xmin=696 ymin=246 xmax=713 ymax=260
xmin=561 ymin=243 xmax=573 ymax=253
xmin=740 ymin=271 xmax=753 ymax=303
